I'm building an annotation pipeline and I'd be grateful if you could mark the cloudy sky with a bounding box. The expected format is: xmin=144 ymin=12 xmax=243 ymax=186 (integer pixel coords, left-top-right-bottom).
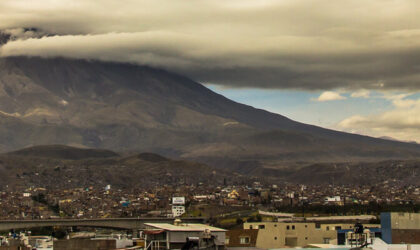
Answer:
xmin=0 ymin=0 xmax=419 ymax=141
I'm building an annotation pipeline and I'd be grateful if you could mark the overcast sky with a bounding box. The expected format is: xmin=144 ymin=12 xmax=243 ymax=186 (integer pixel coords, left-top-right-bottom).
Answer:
xmin=0 ymin=0 xmax=419 ymax=141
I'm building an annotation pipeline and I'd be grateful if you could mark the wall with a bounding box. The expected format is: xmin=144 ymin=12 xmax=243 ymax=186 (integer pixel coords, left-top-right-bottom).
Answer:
xmin=226 ymin=229 xmax=258 ymax=247
xmin=168 ymin=231 xmax=225 ymax=245
xmin=381 ymin=212 xmax=420 ymax=244
xmin=381 ymin=212 xmax=392 ymax=244
xmin=54 ymin=238 xmax=116 ymax=250
xmin=391 ymin=229 xmax=420 ymax=244
xmin=390 ymin=213 xmax=420 ymax=229
xmin=244 ymin=222 xmax=380 ymax=249
xmin=0 ymin=247 xmax=31 ymax=250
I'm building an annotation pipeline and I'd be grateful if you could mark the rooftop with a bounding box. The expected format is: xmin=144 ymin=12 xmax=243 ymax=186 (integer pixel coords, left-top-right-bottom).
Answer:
xmin=144 ymin=223 xmax=226 ymax=232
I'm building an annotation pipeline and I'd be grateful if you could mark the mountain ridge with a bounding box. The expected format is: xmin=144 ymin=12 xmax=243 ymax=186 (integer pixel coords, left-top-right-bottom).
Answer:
xmin=0 ymin=56 xmax=419 ymax=171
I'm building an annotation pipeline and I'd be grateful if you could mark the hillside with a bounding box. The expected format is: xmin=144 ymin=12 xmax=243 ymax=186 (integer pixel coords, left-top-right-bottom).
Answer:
xmin=0 ymin=145 xmax=417 ymax=188
xmin=7 ymin=145 xmax=119 ymax=160
xmin=0 ymin=56 xmax=419 ymax=172
xmin=0 ymin=145 xmax=241 ymax=189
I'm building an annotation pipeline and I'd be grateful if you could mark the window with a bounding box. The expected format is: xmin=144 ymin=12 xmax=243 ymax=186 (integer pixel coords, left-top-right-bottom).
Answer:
xmin=305 ymin=237 xmax=308 ymax=240
xmin=249 ymin=225 xmax=253 ymax=229
xmin=292 ymin=225 xmax=295 ymax=230
xmin=326 ymin=226 xmax=330 ymax=231
xmin=305 ymin=225 xmax=308 ymax=228
xmin=315 ymin=223 xmax=321 ymax=229
xmin=225 ymin=237 xmax=229 ymax=245
xmin=335 ymin=226 xmax=341 ymax=230
xmin=240 ymin=236 xmax=250 ymax=244
xmin=274 ymin=237 xmax=277 ymax=240
xmin=323 ymin=238 xmax=330 ymax=244
xmin=259 ymin=225 xmax=265 ymax=229
xmin=274 ymin=224 xmax=277 ymax=227
xmin=286 ymin=225 xmax=290 ymax=230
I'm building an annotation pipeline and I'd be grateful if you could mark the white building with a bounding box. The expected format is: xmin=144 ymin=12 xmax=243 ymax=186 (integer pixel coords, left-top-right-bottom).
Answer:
xmin=172 ymin=205 xmax=185 ymax=217
xmin=325 ymin=196 xmax=341 ymax=202
xmin=171 ymin=197 xmax=186 ymax=217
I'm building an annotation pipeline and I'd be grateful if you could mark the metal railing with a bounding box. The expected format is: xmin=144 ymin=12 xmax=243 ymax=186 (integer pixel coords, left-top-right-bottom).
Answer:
xmin=145 ymin=240 xmax=167 ymax=250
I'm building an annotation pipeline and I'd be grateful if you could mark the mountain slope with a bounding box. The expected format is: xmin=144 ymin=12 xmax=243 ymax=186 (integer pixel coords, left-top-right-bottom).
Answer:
xmin=7 ymin=145 xmax=119 ymax=160
xmin=0 ymin=145 xmax=237 ymax=189
xmin=0 ymin=56 xmax=419 ymax=170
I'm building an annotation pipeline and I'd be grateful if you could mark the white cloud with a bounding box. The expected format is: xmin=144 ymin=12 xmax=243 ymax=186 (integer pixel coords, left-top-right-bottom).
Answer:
xmin=314 ymin=91 xmax=347 ymax=102
xmin=337 ymin=93 xmax=420 ymax=142
xmin=350 ymin=89 xmax=370 ymax=98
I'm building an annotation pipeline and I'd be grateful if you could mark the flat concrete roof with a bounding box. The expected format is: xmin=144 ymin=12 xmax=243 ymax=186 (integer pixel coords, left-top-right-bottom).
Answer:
xmin=144 ymin=223 xmax=226 ymax=232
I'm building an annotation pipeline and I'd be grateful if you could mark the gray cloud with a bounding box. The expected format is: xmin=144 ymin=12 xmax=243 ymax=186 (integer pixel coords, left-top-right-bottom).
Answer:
xmin=1 ymin=0 xmax=420 ymax=90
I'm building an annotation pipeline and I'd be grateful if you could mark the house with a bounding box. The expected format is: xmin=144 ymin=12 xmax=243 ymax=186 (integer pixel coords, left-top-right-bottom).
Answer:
xmin=143 ymin=221 xmax=226 ymax=249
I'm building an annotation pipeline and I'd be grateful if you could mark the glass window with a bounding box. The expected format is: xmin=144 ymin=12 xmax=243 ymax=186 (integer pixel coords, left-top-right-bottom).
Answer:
xmin=259 ymin=225 xmax=265 ymax=229
xmin=240 ymin=237 xmax=250 ymax=244
xmin=292 ymin=225 xmax=295 ymax=230
xmin=287 ymin=225 xmax=290 ymax=230
xmin=323 ymin=238 xmax=330 ymax=244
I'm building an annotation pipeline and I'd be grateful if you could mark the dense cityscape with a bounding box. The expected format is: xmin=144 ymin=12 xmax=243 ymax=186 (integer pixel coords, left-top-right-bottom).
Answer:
xmin=1 ymin=181 xmax=418 ymax=221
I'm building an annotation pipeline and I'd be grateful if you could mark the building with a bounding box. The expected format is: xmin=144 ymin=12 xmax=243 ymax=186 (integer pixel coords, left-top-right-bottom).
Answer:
xmin=243 ymin=221 xmax=380 ymax=249
xmin=225 ymin=229 xmax=258 ymax=248
xmin=171 ymin=197 xmax=186 ymax=217
xmin=172 ymin=205 xmax=186 ymax=217
xmin=381 ymin=212 xmax=420 ymax=244
xmin=144 ymin=222 xmax=226 ymax=249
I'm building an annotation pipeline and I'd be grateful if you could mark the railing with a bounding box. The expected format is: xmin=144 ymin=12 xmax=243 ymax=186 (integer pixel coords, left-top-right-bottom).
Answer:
xmin=145 ymin=240 xmax=167 ymax=250
xmin=347 ymin=232 xmax=374 ymax=248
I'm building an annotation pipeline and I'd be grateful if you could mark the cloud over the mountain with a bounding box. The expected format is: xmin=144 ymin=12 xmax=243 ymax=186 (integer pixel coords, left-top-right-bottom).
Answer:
xmin=338 ymin=93 xmax=420 ymax=142
xmin=1 ymin=0 xmax=420 ymax=90
xmin=314 ymin=91 xmax=347 ymax=102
